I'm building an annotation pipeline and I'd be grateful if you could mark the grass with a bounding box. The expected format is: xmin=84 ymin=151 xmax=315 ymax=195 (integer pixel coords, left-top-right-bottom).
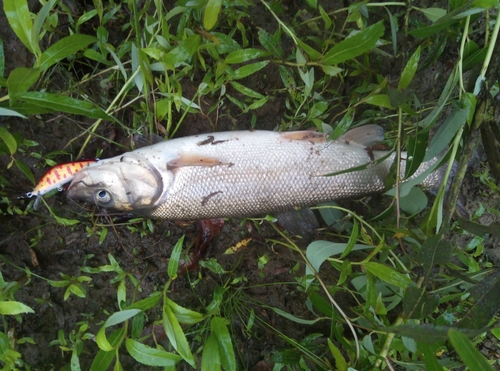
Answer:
xmin=1 ymin=0 xmax=500 ymax=370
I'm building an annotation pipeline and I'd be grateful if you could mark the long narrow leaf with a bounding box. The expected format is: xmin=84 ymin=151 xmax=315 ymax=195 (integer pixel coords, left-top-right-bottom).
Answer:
xmin=20 ymin=92 xmax=112 ymax=120
xmin=211 ymin=317 xmax=236 ymax=371
xmin=448 ymin=329 xmax=494 ymax=371
xmin=31 ymin=0 xmax=57 ymax=56
xmin=321 ymin=21 xmax=384 ymax=65
xmin=163 ymin=298 xmax=196 ymax=367
xmin=3 ymin=0 xmax=34 ymax=53
xmin=125 ymin=339 xmax=182 ymax=367
xmin=38 ymin=34 xmax=97 ymax=71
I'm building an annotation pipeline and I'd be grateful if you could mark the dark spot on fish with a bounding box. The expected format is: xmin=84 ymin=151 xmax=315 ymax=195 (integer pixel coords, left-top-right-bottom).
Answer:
xmin=365 ymin=147 xmax=375 ymax=161
xmin=344 ymin=140 xmax=350 ymax=145
xmin=120 ymin=156 xmax=124 ymax=162
xmin=201 ymin=191 xmax=222 ymax=206
xmin=365 ymin=143 xmax=389 ymax=161
xmin=198 ymin=135 xmax=228 ymax=145
xmin=198 ymin=136 xmax=214 ymax=145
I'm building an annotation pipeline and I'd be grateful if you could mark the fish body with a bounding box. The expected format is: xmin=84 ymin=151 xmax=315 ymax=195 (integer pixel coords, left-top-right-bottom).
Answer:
xmin=67 ymin=126 xmax=443 ymax=220
xmin=27 ymin=160 xmax=97 ymax=198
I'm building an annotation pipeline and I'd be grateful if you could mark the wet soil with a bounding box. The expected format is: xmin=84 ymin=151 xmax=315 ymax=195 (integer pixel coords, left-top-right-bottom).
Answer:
xmin=1 ymin=1 xmax=499 ymax=370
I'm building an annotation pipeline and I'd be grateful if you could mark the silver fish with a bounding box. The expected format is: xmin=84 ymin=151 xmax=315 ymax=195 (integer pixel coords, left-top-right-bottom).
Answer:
xmin=67 ymin=125 xmax=444 ymax=220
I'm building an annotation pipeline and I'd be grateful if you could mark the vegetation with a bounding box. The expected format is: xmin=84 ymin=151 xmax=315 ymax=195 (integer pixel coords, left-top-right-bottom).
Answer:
xmin=1 ymin=0 xmax=500 ymax=370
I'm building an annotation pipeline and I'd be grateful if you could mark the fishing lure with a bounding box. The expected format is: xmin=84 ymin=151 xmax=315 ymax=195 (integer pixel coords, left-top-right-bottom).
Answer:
xmin=26 ymin=160 xmax=98 ymax=207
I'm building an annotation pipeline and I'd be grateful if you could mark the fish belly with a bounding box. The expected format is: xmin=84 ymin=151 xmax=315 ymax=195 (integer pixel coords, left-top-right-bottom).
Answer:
xmin=148 ymin=132 xmax=389 ymax=219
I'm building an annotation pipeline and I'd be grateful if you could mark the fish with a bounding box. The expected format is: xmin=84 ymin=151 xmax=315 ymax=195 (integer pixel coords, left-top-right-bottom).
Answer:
xmin=66 ymin=125 xmax=445 ymax=220
xmin=26 ymin=160 xmax=98 ymax=209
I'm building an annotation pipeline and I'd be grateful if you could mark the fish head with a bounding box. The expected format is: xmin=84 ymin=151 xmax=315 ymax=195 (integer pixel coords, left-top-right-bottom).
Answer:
xmin=67 ymin=155 xmax=166 ymax=212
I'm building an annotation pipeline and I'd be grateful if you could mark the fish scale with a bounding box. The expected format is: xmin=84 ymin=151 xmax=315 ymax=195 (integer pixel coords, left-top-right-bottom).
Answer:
xmin=150 ymin=137 xmax=390 ymax=219
xmin=67 ymin=126 xmax=443 ymax=220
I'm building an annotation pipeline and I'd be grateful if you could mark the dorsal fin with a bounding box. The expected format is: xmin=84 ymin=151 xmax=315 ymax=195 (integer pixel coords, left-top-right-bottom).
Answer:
xmin=338 ymin=124 xmax=384 ymax=147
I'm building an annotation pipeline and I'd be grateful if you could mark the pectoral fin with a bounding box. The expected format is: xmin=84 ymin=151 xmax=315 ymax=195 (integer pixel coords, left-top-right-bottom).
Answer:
xmin=167 ymin=154 xmax=233 ymax=170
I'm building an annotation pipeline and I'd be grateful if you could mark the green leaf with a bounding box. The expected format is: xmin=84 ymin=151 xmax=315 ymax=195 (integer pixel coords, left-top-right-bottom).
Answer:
xmin=403 ymin=286 xmax=439 ymax=320
xmin=458 ymin=270 xmax=500 ymax=330
xmin=84 ymin=48 xmax=111 ymax=65
xmin=408 ymin=3 xmax=470 ymax=38
xmin=89 ymin=328 xmax=125 ymax=371
xmin=327 ymin=339 xmax=348 ymax=371
xmin=201 ymin=333 xmax=222 ymax=371
xmin=230 ymin=81 xmax=265 ymax=99
xmin=168 ymin=235 xmax=184 ymax=279
xmin=38 ymin=34 xmax=97 ymax=71
xmin=321 ymin=65 xmax=343 ymax=76
xmin=165 ymin=297 xmax=205 ymax=325
xmin=419 ymin=342 xmax=444 ymax=371
xmin=0 ymin=126 xmax=17 ymax=155
xmin=405 ymin=129 xmax=429 ymax=179
xmin=363 ymin=94 xmax=393 ymax=108
xmin=363 ymin=262 xmax=412 ymax=289
xmin=3 ymin=0 xmax=34 ymax=53
xmin=96 ymin=326 xmax=113 ymax=351
xmin=308 ymin=291 xmax=333 ymax=317
xmin=31 ymin=0 xmax=57 ymax=56
xmin=163 ymin=298 xmax=196 ymax=367
xmin=204 ymin=0 xmax=222 ymax=31
xmin=211 ymin=317 xmax=236 ymax=371
xmin=7 ymin=67 xmax=41 ymax=104
xmin=340 ymin=220 xmax=358 ymax=259
xmin=225 ymin=48 xmax=270 ymax=64
xmin=258 ymin=28 xmax=283 ymax=58
xmin=319 ymin=5 xmax=332 ymax=30
xmin=0 ymin=107 xmax=26 ymax=118
xmin=305 ymin=240 xmax=372 ymax=275
xmin=270 ymin=306 xmax=323 ymax=325
xmin=419 ymin=7 xmax=447 ymax=22
xmin=384 ymin=323 xmax=484 ymax=343
xmin=321 ymin=21 xmax=384 ymax=65
xmin=448 ymin=329 xmax=494 ymax=371
xmin=399 ymin=187 xmax=428 ymax=215
xmin=424 ymin=108 xmax=467 ymax=161
xmin=96 ymin=309 xmax=141 ymax=351
xmin=398 ymin=46 xmax=421 ymax=90
xmin=125 ymin=292 xmax=162 ymax=311
xmin=19 ymin=92 xmax=112 ymax=120
xmin=71 ymin=349 xmax=81 ymax=371
xmin=232 ymin=60 xmax=269 ymax=80
xmin=164 ymin=34 xmax=201 ymax=66
xmin=106 ymin=309 xmax=141 ymax=327
xmin=0 ymin=301 xmax=34 ymax=315
xmin=416 ymin=234 xmax=453 ymax=275
xmin=125 ymin=339 xmax=182 ymax=367
xmin=15 ymin=158 xmax=35 ymax=184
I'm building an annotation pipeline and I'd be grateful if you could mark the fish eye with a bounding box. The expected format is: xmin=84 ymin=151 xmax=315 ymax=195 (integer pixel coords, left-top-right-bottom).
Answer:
xmin=95 ymin=189 xmax=111 ymax=204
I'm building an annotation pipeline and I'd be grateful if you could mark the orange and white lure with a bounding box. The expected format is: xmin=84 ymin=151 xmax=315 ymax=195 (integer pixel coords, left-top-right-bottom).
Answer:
xmin=26 ymin=160 xmax=98 ymax=201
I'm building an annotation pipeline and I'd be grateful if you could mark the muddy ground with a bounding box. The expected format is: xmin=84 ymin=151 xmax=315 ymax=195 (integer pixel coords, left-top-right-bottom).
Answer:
xmin=1 ymin=1 xmax=499 ymax=370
